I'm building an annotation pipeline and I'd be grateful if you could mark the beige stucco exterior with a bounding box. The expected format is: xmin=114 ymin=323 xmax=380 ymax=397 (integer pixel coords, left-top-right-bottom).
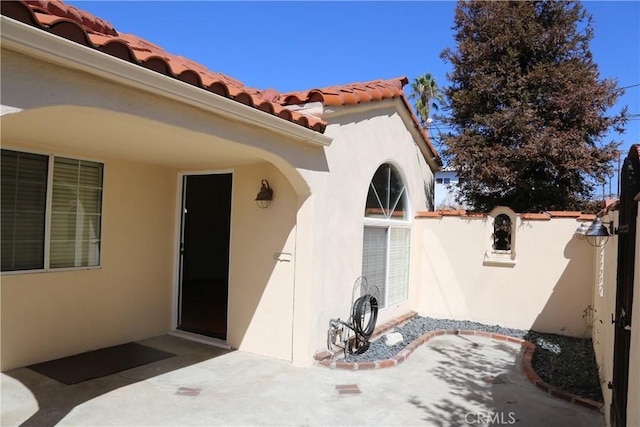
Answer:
xmin=227 ymin=163 xmax=298 ymax=361
xmin=1 ymin=38 xmax=436 ymax=370
xmin=295 ymin=102 xmax=436 ymax=357
xmin=0 ymin=45 xmax=327 ymax=370
xmin=592 ymin=220 xmax=618 ymax=424
xmin=415 ymin=211 xmax=595 ymax=335
xmin=2 ymin=16 xmax=638 ymax=423
xmin=594 ymin=208 xmax=640 ymax=427
xmin=1 ymin=152 xmax=177 ymax=369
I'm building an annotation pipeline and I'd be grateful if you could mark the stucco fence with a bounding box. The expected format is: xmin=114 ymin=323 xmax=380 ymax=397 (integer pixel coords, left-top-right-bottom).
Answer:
xmin=411 ymin=206 xmax=639 ymax=427
xmin=413 ymin=208 xmax=596 ymax=337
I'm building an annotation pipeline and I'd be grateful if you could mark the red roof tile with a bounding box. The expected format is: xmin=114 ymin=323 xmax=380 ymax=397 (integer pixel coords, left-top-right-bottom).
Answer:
xmin=2 ymin=0 xmax=326 ymax=133
xmin=280 ymin=78 xmax=407 ymax=107
xmin=280 ymin=77 xmax=440 ymax=163
xmin=2 ymin=0 xmax=441 ymax=163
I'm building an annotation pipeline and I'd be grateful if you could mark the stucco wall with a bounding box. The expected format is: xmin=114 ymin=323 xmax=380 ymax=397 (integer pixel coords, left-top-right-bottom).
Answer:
xmin=296 ymin=103 xmax=436 ymax=358
xmin=415 ymin=213 xmax=594 ymax=334
xmin=592 ymin=207 xmax=640 ymax=427
xmin=227 ymin=163 xmax=298 ymax=361
xmin=1 ymin=47 xmax=327 ymax=368
xmin=1 ymin=153 xmax=304 ymax=369
xmin=592 ymin=224 xmax=618 ymax=424
xmin=1 ymin=146 xmax=177 ymax=370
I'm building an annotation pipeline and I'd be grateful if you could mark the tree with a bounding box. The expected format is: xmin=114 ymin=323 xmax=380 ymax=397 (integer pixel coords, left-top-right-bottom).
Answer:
xmin=409 ymin=73 xmax=444 ymax=128
xmin=440 ymin=0 xmax=627 ymax=212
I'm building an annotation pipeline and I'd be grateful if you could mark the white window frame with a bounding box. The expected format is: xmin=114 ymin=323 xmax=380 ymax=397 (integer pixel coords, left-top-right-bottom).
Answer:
xmin=362 ymin=163 xmax=412 ymax=309
xmin=1 ymin=148 xmax=104 ymax=275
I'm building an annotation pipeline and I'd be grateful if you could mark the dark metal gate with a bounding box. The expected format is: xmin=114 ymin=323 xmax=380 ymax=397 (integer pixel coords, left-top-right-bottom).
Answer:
xmin=611 ymin=145 xmax=640 ymax=427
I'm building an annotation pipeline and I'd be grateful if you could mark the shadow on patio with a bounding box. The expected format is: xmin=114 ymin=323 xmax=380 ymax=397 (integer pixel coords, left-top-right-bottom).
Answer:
xmin=2 ymin=335 xmax=231 ymax=427
xmin=404 ymin=335 xmax=604 ymax=427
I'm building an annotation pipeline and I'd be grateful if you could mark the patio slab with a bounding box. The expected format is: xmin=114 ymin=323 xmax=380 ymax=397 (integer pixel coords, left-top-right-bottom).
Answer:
xmin=1 ymin=334 xmax=605 ymax=426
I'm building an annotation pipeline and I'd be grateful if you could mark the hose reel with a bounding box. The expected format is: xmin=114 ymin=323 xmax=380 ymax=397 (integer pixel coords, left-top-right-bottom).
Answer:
xmin=328 ymin=277 xmax=380 ymax=356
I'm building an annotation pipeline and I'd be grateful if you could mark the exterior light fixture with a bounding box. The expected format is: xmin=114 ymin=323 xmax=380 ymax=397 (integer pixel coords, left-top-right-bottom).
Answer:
xmin=574 ymin=222 xmax=589 ymax=240
xmin=255 ymin=179 xmax=273 ymax=208
xmin=583 ymin=216 xmax=616 ymax=247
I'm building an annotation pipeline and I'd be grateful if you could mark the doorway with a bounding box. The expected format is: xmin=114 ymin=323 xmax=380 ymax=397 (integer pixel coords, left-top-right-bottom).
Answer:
xmin=178 ymin=173 xmax=232 ymax=340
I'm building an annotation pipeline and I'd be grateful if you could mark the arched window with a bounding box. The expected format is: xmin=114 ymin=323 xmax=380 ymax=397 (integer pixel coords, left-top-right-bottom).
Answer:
xmin=493 ymin=214 xmax=512 ymax=251
xmin=484 ymin=207 xmax=516 ymax=266
xmin=361 ymin=164 xmax=411 ymax=309
xmin=365 ymin=163 xmax=408 ymax=220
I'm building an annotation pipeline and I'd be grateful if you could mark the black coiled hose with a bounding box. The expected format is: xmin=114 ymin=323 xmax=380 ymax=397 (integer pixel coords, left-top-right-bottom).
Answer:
xmin=351 ymin=294 xmax=379 ymax=339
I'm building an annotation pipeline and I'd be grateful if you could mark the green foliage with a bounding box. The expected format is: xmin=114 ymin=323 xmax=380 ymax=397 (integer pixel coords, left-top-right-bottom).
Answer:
xmin=440 ymin=0 xmax=627 ymax=212
xmin=409 ymin=73 xmax=444 ymax=128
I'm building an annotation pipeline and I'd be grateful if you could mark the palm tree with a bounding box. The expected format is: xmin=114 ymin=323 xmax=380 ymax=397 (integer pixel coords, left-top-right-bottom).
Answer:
xmin=409 ymin=73 xmax=444 ymax=128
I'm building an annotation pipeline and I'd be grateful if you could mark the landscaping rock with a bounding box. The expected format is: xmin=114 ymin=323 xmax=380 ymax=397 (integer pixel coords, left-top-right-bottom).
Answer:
xmin=344 ymin=315 xmax=603 ymax=404
xmin=383 ymin=332 xmax=403 ymax=347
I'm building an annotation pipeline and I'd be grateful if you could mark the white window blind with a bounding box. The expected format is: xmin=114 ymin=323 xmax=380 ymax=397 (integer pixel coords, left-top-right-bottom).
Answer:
xmin=1 ymin=149 xmax=103 ymax=272
xmin=50 ymin=157 xmax=103 ymax=268
xmin=387 ymin=227 xmax=410 ymax=305
xmin=362 ymin=227 xmax=387 ymax=308
xmin=1 ymin=150 xmax=48 ymax=271
xmin=361 ymin=163 xmax=411 ymax=308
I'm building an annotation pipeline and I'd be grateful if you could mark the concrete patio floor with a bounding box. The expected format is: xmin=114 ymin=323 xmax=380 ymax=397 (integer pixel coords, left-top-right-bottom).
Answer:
xmin=2 ymin=334 xmax=605 ymax=426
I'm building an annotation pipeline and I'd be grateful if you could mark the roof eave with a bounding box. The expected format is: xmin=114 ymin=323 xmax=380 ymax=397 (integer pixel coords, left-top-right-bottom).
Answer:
xmin=398 ymin=96 xmax=442 ymax=170
xmin=1 ymin=16 xmax=332 ymax=147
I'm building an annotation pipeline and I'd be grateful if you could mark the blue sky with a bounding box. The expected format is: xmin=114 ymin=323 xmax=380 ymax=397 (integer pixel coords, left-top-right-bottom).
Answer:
xmin=68 ymin=1 xmax=639 ymax=189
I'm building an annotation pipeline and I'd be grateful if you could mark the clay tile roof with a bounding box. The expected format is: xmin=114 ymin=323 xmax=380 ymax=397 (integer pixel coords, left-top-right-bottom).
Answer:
xmin=279 ymin=77 xmax=408 ymax=107
xmin=26 ymin=0 xmax=117 ymax=36
xmin=279 ymin=77 xmax=440 ymax=164
xmin=2 ymin=0 xmax=327 ymax=133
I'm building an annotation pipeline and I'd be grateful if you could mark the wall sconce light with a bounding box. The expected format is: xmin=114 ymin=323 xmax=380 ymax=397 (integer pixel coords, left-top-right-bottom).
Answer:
xmin=576 ymin=216 xmax=616 ymax=247
xmin=255 ymin=179 xmax=273 ymax=208
xmin=574 ymin=222 xmax=589 ymax=240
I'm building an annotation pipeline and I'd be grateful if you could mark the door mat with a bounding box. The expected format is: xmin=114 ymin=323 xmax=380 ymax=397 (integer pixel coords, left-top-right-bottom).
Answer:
xmin=28 ymin=342 xmax=175 ymax=385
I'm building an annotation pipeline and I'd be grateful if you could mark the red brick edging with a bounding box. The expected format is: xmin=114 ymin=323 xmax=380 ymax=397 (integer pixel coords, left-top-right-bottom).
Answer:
xmin=314 ymin=312 xmax=603 ymax=411
xmin=520 ymin=341 xmax=603 ymax=411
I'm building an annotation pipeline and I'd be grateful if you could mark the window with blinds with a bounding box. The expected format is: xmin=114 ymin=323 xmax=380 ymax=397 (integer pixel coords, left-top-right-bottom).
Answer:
xmin=1 ymin=149 xmax=103 ymax=272
xmin=51 ymin=157 xmax=103 ymax=268
xmin=387 ymin=227 xmax=410 ymax=304
xmin=361 ymin=163 xmax=411 ymax=308
xmin=1 ymin=150 xmax=49 ymax=271
xmin=362 ymin=227 xmax=387 ymax=306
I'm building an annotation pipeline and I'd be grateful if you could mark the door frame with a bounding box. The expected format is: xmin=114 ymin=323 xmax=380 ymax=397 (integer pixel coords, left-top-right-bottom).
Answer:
xmin=171 ymin=169 xmax=234 ymax=341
